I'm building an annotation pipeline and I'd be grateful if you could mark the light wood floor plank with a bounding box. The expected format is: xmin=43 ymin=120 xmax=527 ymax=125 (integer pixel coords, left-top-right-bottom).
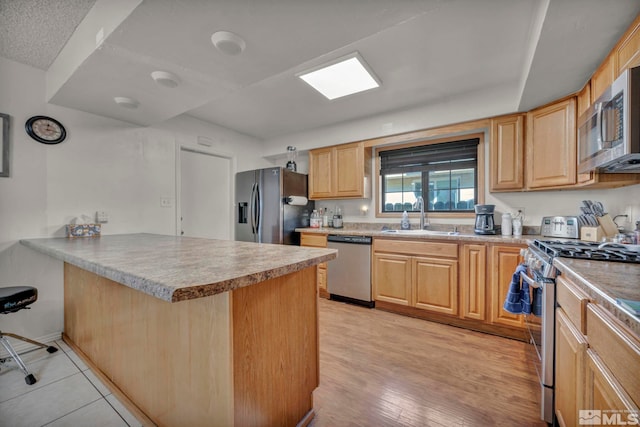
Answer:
xmin=312 ymin=299 xmax=546 ymax=427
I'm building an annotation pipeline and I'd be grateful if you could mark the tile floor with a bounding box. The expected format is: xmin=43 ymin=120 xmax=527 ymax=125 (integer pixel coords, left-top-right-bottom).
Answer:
xmin=0 ymin=339 xmax=142 ymax=427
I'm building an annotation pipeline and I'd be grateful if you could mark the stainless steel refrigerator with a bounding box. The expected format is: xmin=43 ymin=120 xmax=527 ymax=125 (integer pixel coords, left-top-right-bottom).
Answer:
xmin=235 ymin=167 xmax=313 ymax=245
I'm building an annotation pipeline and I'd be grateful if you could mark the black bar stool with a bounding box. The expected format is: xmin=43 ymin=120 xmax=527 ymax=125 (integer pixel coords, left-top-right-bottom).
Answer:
xmin=1 ymin=286 xmax=58 ymax=385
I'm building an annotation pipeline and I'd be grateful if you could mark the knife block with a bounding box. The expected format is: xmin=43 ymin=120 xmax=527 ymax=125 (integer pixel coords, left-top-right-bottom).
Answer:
xmin=597 ymin=214 xmax=618 ymax=237
xmin=581 ymin=226 xmax=604 ymax=242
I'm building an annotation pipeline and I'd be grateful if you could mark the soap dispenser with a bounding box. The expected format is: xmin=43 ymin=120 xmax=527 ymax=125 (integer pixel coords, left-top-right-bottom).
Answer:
xmin=401 ymin=211 xmax=410 ymax=230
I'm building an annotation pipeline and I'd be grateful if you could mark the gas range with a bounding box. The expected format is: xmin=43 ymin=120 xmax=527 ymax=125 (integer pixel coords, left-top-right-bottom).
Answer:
xmin=533 ymin=240 xmax=640 ymax=264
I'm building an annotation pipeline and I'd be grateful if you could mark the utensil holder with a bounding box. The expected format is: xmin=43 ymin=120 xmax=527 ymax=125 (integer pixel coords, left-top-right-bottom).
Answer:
xmin=597 ymin=214 xmax=618 ymax=237
xmin=581 ymin=226 xmax=604 ymax=242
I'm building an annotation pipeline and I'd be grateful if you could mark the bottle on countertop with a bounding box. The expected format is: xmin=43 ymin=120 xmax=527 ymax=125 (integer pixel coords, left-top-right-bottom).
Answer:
xmin=501 ymin=212 xmax=512 ymax=236
xmin=512 ymin=217 xmax=522 ymax=237
xmin=333 ymin=206 xmax=343 ymax=228
xmin=310 ymin=209 xmax=321 ymax=228
xmin=401 ymin=211 xmax=410 ymax=230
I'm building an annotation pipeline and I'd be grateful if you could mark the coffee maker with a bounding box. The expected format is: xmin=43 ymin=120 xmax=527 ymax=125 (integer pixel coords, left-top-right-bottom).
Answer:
xmin=474 ymin=204 xmax=497 ymax=235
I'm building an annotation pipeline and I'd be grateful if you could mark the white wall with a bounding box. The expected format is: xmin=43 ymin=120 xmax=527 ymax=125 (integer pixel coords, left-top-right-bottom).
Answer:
xmin=0 ymin=57 xmax=269 ymax=346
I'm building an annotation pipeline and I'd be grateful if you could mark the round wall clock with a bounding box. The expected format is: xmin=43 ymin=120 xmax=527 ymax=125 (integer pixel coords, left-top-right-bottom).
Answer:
xmin=25 ymin=116 xmax=67 ymax=144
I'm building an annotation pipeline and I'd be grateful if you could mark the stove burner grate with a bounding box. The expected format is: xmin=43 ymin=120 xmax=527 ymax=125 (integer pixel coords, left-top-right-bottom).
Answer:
xmin=533 ymin=240 xmax=640 ymax=264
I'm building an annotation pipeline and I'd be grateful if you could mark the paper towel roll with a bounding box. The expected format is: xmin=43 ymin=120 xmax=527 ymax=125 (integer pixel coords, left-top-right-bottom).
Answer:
xmin=287 ymin=196 xmax=308 ymax=206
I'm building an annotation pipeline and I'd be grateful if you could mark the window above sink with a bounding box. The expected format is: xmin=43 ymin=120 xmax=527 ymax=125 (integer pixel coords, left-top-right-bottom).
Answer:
xmin=378 ymin=136 xmax=481 ymax=217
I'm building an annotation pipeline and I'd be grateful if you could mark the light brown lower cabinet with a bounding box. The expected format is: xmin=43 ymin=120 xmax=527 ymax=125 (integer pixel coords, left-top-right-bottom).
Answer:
xmin=555 ymin=308 xmax=587 ymax=427
xmin=585 ymin=349 xmax=639 ymax=420
xmin=585 ymin=304 xmax=640 ymax=411
xmin=554 ymin=273 xmax=640 ymax=426
xmin=488 ymin=244 xmax=525 ymax=328
xmin=373 ymin=239 xmax=528 ymax=340
xmin=460 ymin=244 xmax=486 ymax=321
xmin=413 ymin=256 xmax=458 ymax=315
xmin=300 ymin=232 xmax=329 ymax=298
xmin=372 ymin=252 xmax=412 ymax=306
xmin=372 ymin=239 xmax=458 ymax=315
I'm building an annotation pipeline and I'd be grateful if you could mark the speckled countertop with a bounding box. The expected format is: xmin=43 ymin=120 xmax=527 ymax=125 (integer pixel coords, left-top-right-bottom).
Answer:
xmin=20 ymin=233 xmax=336 ymax=303
xmin=553 ymin=257 xmax=640 ymax=335
xmin=296 ymin=226 xmax=539 ymax=245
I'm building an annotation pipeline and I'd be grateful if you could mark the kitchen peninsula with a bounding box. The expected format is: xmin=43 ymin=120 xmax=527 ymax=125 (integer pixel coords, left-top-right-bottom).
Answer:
xmin=20 ymin=233 xmax=336 ymax=427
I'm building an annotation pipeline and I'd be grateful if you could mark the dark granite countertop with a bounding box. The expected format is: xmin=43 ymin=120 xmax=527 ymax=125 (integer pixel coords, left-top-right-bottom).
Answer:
xmin=553 ymin=257 xmax=640 ymax=335
xmin=20 ymin=233 xmax=336 ymax=303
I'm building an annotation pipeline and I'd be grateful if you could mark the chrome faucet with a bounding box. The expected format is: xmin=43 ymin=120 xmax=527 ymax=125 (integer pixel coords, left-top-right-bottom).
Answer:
xmin=417 ymin=196 xmax=429 ymax=230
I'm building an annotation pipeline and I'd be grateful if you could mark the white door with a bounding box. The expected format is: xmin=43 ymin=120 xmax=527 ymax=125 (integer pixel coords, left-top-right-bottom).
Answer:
xmin=180 ymin=148 xmax=232 ymax=240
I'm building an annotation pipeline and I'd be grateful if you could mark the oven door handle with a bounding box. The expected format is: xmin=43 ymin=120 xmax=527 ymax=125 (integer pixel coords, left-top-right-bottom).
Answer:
xmin=520 ymin=271 xmax=542 ymax=289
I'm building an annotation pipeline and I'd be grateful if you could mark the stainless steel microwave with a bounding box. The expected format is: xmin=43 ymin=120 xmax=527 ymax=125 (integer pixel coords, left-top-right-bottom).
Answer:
xmin=578 ymin=66 xmax=640 ymax=173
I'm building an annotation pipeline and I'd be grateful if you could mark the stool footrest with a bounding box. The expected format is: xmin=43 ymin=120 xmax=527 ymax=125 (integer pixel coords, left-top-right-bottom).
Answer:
xmin=0 ymin=332 xmax=58 ymax=385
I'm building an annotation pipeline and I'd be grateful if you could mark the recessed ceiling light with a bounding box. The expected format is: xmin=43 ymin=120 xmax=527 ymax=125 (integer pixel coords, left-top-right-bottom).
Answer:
xmin=114 ymin=96 xmax=139 ymax=109
xmin=297 ymin=53 xmax=381 ymax=100
xmin=151 ymin=71 xmax=180 ymax=88
xmin=211 ymin=31 xmax=246 ymax=55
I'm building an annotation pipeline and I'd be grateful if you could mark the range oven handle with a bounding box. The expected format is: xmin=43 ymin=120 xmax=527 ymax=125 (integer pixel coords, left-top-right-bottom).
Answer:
xmin=520 ymin=270 xmax=542 ymax=289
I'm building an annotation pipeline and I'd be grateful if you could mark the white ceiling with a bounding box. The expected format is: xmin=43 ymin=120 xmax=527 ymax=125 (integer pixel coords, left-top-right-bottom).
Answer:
xmin=2 ymin=0 xmax=640 ymax=140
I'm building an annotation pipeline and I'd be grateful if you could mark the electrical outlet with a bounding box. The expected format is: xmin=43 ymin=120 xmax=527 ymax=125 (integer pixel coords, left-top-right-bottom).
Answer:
xmin=623 ymin=205 xmax=635 ymax=227
xmin=513 ymin=207 xmax=525 ymax=218
xmin=160 ymin=197 xmax=173 ymax=208
xmin=95 ymin=211 xmax=108 ymax=223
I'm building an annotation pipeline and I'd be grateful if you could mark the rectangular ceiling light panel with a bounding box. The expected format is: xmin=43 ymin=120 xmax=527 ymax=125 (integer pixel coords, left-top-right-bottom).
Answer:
xmin=298 ymin=54 xmax=380 ymax=100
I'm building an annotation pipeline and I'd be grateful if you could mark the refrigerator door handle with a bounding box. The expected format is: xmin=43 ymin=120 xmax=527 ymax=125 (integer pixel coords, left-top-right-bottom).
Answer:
xmin=250 ymin=183 xmax=257 ymax=235
xmin=254 ymin=182 xmax=261 ymax=238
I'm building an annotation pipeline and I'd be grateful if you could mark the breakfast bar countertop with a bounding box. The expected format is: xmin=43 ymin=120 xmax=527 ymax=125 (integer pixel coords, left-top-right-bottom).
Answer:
xmin=20 ymin=233 xmax=336 ymax=303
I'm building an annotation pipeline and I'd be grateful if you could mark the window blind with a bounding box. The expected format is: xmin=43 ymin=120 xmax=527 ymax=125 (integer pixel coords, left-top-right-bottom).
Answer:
xmin=380 ymin=138 xmax=479 ymax=173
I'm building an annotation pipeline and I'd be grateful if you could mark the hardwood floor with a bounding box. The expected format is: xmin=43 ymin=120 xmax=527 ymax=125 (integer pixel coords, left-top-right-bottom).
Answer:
xmin=312 ymin=299 xmax=546 ymax=427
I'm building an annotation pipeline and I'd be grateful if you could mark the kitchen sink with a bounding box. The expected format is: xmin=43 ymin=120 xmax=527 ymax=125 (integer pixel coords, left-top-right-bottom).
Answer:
xmin=380 ymin=229 xmax=460 ymax=236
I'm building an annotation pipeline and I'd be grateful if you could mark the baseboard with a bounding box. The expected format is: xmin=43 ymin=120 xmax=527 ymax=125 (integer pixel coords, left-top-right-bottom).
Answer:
xmin=0 ymin=331 xmax=62 ymax=358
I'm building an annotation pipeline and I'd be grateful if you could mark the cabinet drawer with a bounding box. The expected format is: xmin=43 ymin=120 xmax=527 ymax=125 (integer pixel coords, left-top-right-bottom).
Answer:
xmin=557 ymin=276 xmax=590 ymax=334
xmin=300 ymin=233 xmax=327 ymax=248
xmin=587 ymin=304 xmax=640 ymax=406
xmin=373 ymin=238 xmax=458 ymax=258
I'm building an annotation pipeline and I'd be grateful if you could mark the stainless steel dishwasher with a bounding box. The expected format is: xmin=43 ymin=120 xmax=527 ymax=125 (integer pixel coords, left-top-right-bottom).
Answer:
xmin=327 ymin=234 xmax=373 ymax=308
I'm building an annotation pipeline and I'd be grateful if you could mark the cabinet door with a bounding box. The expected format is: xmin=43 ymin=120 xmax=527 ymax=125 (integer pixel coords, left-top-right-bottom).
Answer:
xmin=460 ymin=244 xmax=486 ymax=320
xmin=489 ymin=245 xmax=525 ymax=328
xmin=490 ymin=115 xmax=524 ymax=191
xmin=317 ymin=263 xmax=328 ymax=298
xmin=555 ymin=309 xmax=587 ymax=427
xmin=616 ymin=21 xmax=640 ymax=75
xmin=585 ymin=349 xmax=639 ymax=421
xmin=413 ymin=257 xmax=458 ymax=315
xmin=576 ymin=81 xmax=593 ymax=188
xmin=592 ymin=55 xmax=615 ymax=101
xmin=334 ymin=143 xmax=364 ymax=197
xmin=372 ymin=253 xmax=412 ymax=306
xmin=526 ymin=98 xmax=577 ymax=189
xmin=308 ymin=147 xmax=334 ymax=199
xmin=300 ymin=232 xmax=328 ymax=297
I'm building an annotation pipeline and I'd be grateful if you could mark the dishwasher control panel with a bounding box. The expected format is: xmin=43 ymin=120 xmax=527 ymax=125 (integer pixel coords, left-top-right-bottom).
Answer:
xmin=327 ymin=235 xmax=372 ymax=244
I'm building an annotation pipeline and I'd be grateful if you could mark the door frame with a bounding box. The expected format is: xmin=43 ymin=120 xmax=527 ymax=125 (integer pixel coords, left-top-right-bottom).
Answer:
xmin=175 ymin=141 xmax=237 ymax=238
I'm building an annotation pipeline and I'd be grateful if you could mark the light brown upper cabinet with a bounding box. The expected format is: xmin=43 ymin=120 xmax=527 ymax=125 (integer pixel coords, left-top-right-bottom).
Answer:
xmin=615 ymin=16 xmax=640 ymax=75
xmin=526 ymin=97 xmax=577 ymax=189
xmin=591 ymin=54 xmax=615 ymax=101
xmin=308 ymin=141 xmax=371 ymax=200
xmin=576 ymin=83 xmax=591 ymax=118
xmin=489 ymin=114 xmax=525 ymax=191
